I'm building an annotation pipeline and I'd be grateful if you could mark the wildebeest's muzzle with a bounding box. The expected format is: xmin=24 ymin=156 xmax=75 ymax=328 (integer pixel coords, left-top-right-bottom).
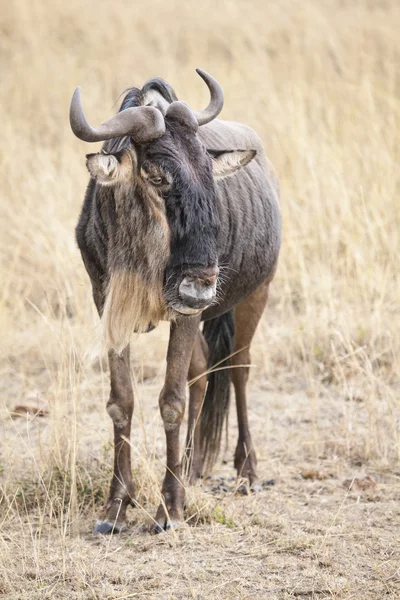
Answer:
xmin=165 ymin=265 xmax=219 ymax=315
xmin=177 ymin=266 xmax=219 ymax=313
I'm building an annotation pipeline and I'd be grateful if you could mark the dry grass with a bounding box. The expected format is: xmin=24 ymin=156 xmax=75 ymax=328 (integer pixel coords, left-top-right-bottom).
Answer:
xmin=1 ymin=0 xmax=399 ymax=598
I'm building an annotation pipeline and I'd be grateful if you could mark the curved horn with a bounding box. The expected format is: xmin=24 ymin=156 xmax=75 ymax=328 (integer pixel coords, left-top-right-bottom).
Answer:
xmin=193 ymin=68 xmax=224 ymax=126
xmin=69 ymin=87 xmax=165 ymax=144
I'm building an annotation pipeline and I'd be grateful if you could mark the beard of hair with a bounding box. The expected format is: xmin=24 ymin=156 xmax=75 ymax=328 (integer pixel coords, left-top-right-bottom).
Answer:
xmin=101 ymin=179 xmax=172 ymax=354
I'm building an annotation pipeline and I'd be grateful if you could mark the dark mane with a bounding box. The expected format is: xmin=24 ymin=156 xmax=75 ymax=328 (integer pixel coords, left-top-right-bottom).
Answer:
xmin=142 ymin=78 xmax=178 ymax=105
xmin=105 ymin=79 xmax=178 ymax=153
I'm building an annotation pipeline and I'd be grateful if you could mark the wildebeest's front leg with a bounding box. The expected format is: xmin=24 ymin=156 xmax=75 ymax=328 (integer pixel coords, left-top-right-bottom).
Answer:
xmin=154 ymin=316 xmax=201 ymax=533
xmin=94 ymin=346 xmax=136 ymax=534
xmin=83 ymin=271 xmax=136 ymax=534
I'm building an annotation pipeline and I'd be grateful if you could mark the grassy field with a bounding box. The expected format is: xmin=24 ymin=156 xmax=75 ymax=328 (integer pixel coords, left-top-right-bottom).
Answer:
xmin=1 ymin=0 xmax=399 ymax=598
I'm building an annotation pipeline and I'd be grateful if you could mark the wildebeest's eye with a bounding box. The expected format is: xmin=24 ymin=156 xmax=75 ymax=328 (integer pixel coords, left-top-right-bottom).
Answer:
xmin=149 ymin=176 xmax=164 ymax=186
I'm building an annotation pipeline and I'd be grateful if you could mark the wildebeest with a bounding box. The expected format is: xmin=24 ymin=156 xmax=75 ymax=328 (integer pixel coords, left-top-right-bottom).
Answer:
xmin=70 ymin=69 xmax=281 ymax=533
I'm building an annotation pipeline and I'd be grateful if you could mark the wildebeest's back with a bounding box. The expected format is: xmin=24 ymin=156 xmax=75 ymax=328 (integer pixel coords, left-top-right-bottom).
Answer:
xmin=199 ymin=120 xmax=281 ymax=320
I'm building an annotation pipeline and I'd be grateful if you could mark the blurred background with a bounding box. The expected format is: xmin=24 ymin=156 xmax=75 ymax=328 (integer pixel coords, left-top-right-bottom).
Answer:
xmin=0 ymin=0 xmax=399 ymax=596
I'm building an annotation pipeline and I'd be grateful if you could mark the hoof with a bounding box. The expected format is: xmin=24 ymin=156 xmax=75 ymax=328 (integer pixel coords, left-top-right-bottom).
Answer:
xmin=152 ymin=519 xmax=183 ymax=534
xmin=236 ymin=480 xmax=261 ymax=495
xmin=93 ymin=520 xmax=125 ymax=535
xmin=236 ymin=483 xmax=249 ymax=496
xmin=251 ymin=482 xmax=262 ymax=494
xmin=152 ymin=522 xmax=165 ymax=535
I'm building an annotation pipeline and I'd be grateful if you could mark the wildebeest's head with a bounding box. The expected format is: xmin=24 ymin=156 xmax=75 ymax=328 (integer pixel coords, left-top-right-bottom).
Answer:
xmin=70 ymin=70 xmax=255 ymax=351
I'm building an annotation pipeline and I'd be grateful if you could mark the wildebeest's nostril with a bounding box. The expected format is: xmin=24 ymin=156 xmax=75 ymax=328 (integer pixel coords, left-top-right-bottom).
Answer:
xmin=196 ymin=266 xmax=219 ymax=288
xmin=202 ymin=274 xmax=218 ymax=287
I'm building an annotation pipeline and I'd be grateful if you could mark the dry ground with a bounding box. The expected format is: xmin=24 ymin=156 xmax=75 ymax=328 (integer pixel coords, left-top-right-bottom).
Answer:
xmin=1 ymin=356 xmax=400 ymax=599
xmin=1 ymin=0 xmax=400 ymax=598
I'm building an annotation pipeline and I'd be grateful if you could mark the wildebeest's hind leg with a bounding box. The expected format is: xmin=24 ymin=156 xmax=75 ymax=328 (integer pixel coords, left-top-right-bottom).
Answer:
xmin=154 ymin=315 xmax=201 ymax=533
xmin=183 ymin=330 xmax=208 ymax=483
xmin=232 ymin=280 xmax=270 ymax=493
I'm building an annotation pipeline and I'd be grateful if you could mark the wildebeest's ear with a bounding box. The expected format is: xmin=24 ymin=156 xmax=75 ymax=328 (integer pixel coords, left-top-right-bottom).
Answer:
xmin=85 ymin=149 xmax=135 ymax=186
xmin=208 ymin=149 xmax=256 ymax=180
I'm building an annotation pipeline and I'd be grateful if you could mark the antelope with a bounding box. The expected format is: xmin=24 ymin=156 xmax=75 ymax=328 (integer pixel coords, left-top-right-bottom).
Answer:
xmin=70 ymin=69 xmax=281 ymax=533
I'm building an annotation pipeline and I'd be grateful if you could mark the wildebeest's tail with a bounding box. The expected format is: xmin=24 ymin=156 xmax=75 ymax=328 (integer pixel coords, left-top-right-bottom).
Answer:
xmin=200 ymin=310 xmax=235 ymax=472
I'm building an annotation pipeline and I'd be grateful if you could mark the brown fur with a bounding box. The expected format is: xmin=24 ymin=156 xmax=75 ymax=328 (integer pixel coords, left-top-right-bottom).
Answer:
xmin=102 ymin=269 xmax=169 ymax=353
xmin=86 ymin=150 xmax=135 ymax=186
xmin=96 ymin=150 xmax=172 ymax=353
